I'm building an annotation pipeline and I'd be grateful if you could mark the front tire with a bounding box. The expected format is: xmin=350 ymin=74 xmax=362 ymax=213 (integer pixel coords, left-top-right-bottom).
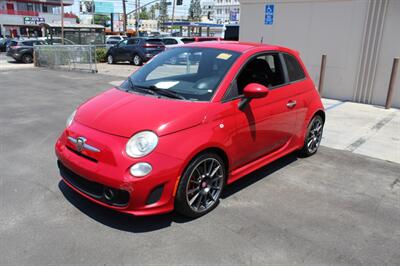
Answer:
xmin=107 ymin=54 xmax=115 ymax=64
xmin=175 ymin=153 xmax=226 ymax=218
xmin=22 ymin=53 xmax=33 ymax=63
xmin=299 ymin=115 xmax=324 ymax=157
xmin=132 ymin=54 xmax=143 ymax=66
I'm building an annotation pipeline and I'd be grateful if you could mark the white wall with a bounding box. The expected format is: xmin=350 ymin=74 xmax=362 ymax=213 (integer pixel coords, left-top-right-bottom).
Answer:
xmin=239 ymin=0 xmax=400 ymax=108
xmin=371 ymin=0 xmax=400 ymax=107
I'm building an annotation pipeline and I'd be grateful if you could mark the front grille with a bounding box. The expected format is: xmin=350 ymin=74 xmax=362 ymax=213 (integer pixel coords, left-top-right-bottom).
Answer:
xmin=66 ymin=146 xmax=98 ymax=163
xmin=58 ymin=161 xmax=130 ymax=207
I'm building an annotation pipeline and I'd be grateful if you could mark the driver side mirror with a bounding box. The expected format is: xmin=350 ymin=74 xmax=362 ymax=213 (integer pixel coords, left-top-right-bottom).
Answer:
xmin=238 ymin=83 xmax=269 ymax=110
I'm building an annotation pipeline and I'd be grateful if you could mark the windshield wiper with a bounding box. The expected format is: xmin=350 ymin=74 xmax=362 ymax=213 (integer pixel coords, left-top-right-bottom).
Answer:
xmin=124 ymin=77 xmax=157 ymax=96
xmin=135 ymin=84 xmax=186 ymax=100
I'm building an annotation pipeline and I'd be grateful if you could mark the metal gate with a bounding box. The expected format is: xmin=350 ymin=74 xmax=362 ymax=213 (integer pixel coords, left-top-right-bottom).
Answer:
xmin=34 ymin=45 xmax=98 ymax=73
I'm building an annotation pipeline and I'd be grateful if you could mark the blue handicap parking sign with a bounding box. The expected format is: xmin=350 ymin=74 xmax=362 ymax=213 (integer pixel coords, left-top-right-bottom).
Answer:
xmin=264 ymin=4 xmax=274 ymax=25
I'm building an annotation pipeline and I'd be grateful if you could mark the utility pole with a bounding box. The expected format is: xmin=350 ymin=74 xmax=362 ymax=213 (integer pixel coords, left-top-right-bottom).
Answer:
xmin=122 ymin=0 xmax=127 ymax=33
xmin=61 ymin=0 xmax=64 ymax=44
xmin=171 ymin=0 xmax=176 ymax=33
xmin=135 ymin=0 xmax=139 ymax=36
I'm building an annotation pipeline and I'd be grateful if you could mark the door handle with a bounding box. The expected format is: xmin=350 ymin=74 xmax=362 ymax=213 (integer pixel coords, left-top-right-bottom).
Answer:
xmin=287 ymin=100 xmax=297 ymax=108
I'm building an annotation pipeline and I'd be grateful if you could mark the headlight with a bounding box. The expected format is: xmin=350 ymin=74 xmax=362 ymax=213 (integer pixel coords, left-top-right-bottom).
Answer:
xmin=130 ymin=162 xmax=152 ymax=177
xmin=66 ymin=110 xmax=76 ymax=128
xmin=126 ymin=131 xmax=158 ymax=158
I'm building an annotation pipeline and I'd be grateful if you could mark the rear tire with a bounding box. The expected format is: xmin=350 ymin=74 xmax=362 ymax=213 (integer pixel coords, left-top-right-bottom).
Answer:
xmin=175 ymin=153 xmax=226 ymax=218
xmin=22 ymin=53 xmax=33 ymax=64
xmin=299 ymin=115 xmax=324 ymax=157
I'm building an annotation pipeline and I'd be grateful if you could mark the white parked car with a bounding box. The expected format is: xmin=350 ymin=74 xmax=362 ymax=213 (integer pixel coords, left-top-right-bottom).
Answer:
xmin=106 ymin=35 xmax=126 ymax=42
xmin=161 ymin=37 xmax=195 ymax=48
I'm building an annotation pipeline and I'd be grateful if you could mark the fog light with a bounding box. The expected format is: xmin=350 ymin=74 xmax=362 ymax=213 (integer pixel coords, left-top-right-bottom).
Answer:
xmin=130 ymin=162 xmax=152 ymax=177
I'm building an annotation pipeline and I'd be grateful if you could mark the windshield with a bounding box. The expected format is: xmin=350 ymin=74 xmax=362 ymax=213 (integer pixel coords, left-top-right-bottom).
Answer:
xmin=120 ymin=47 xmax=240 ymax=101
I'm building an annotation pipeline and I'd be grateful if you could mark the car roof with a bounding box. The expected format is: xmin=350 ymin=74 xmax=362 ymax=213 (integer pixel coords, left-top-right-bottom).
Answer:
xmin=183 ymin=41 xmax=296 ymax=54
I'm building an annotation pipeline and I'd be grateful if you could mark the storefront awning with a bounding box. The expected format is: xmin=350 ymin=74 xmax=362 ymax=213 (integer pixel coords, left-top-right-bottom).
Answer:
xmin=39 ymin=23 xmax=104 ymax=29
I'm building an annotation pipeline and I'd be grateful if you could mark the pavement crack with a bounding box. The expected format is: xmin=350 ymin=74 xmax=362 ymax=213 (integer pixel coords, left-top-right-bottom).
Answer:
xmin=346 ymin=112 xmax=396 ymax=152
xmin=390 ymin=178 xmax=400 ymax=189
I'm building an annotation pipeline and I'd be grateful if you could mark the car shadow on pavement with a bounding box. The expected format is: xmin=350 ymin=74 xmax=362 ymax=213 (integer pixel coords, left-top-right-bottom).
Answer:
xmin=221 ymin=151 xmax=298 ymax=199
xmin=58 ymin=151 xmax=298 ymax=233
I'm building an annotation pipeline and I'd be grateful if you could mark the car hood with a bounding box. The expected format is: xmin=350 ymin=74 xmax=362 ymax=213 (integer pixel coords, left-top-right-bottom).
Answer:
xmin=75 ymin=88 xmax=209 ymax=138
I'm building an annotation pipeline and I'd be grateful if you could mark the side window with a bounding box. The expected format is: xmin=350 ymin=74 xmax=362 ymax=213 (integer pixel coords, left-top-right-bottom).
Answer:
xmin=163 ymin=39 xmax=178 ymax=45
xmin=22 ymin=41 xmax=34 ymax=46
xmin=127 ymin=39 xmax=138 ymax=45
xmin=283 ymin=53 xmax=305 ymax=82
xmin=235 ymin=53 xmax=285 ymax=96
xmin=119 ymin=39 xmax=128 ymax=46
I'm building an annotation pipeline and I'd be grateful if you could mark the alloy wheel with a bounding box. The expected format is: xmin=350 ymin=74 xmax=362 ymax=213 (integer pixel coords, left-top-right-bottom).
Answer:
xmin=107 ymin=55 xmax=113 ymax=64
xmin=185 ymin=158 xmax=224 ymax=213
xmin=306 ymin=118 xmax=323 ymax=153
xmin=133 ymin=55 xmax=141 ymax=66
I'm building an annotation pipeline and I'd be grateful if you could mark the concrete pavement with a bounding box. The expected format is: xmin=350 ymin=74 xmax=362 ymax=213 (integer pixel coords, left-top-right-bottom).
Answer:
xmin=322 ymin=98 xmax=400 ymax=163
xmin=0 ymin=68 xmax=399 ymax=265
xmin=0 ymin=52 xmax=34 ymax=71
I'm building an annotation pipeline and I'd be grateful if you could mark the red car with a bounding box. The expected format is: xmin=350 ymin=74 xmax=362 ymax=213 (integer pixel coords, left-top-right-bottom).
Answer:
xmin=56 ymin=41 xmax=325 ymax=217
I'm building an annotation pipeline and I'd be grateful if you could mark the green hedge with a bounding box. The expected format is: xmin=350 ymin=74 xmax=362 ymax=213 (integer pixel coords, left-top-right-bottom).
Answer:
xmin=96 ymin=47 xmax=107 ymax=63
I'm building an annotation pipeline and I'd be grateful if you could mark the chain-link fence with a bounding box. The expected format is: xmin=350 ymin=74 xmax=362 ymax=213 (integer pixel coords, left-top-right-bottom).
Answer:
xmin=34 ymin=45 xmax=98 ymax=73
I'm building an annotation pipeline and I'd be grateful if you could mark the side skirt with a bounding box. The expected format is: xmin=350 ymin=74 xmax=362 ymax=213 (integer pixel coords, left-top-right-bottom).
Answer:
xmin=227 ymin=140 xmax=300 ymax=185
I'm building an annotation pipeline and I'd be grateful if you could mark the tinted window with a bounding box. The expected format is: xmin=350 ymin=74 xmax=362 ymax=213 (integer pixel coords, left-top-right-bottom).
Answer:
xmin=236 ymin=53 xmax=285 ymax=95
xmin=283 ymin=53 xmax=305 ymax=82
xmin=127 ymin=39 xmax=138 ymax=45
xmin=146 ymin=39 xmax=163 ymax=44
xmin=109 ymin=36 xmax=121 ymax=40
xmin=21 ymin=41 xmax=33 ymax=46
xmin=119 ymin=40 xmax=128 ymax=46
xmin=106 ymin=40 xmax=119 ymax=44
xmin=10 ymin=41 xmax=18 ymax=46
xmin=163 ymin=38 xmax=178 ymax=45
xmin=181 ymin=38 xmax=195 ymax=44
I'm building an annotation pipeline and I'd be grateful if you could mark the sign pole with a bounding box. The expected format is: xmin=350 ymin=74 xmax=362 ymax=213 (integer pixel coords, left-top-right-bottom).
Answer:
xmin=171 ymin=0 xmax=176 ymax=33
xmin=61 ymin=0 xmax=64 ymax=44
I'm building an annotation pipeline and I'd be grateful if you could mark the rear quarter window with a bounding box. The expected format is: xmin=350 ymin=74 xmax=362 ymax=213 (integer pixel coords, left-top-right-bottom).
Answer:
xmin=22 ymin=41 xmax=35 ymax=46
xmin=181 ymin=38 xmax=195 ymax=44
xmin=146 ymin=39 xmax=163 ymax=44
xmin=283 ymin=53 xmax=306 ymax=82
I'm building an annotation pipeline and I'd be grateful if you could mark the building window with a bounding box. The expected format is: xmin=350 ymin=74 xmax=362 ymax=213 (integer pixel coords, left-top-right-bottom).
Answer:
xmin=42 ymin=4 xmax=48 ymax=12
xmin=27 ymin=3 xmax=33 ymax=11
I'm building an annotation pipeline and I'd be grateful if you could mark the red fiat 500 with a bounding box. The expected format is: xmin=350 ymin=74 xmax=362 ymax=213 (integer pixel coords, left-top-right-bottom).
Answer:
xmin=56 ymin=41 xmax=325 ymax=217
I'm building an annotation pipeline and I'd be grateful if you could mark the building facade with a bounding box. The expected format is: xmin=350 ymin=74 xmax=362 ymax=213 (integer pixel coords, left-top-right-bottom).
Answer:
xmin=239 ymin=0 xmax=400 ymax=108
xmin=214 ymin=0 xmax=240 ymax=24
xmin=0 ymin=0 xmax=75 ymax=37
xmin=201 ymin=1 xmax=214 ymax=22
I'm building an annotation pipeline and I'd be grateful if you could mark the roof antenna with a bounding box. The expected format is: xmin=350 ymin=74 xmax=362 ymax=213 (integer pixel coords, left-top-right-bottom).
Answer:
xmin=260 ymin=36 xmax=264 ymax=43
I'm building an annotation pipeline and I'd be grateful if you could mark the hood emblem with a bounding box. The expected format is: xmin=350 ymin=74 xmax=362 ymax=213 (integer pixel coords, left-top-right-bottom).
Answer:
xmin=76 ymin=137 xmax=86 ymax=152
xmin=67 ymin=136 xmax=100 ymax=153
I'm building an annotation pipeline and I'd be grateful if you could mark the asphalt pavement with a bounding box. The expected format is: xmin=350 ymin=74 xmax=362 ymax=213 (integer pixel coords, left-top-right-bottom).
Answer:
xmin=0 ymin=68 xmax=399 ymax=265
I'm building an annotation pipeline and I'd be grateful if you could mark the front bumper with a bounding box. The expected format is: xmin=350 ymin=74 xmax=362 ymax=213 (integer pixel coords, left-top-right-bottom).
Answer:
xmin=6 ymin=51 xmax=21 ymax=61
xmin=55 ymin=121 xmax=184 ymax=216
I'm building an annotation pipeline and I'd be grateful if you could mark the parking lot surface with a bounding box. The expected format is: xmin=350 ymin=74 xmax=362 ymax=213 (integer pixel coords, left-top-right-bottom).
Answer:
xmin=1 ymin=68 xmax=399 ymax=265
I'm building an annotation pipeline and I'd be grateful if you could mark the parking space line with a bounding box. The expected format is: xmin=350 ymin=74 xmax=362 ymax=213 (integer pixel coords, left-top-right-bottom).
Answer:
xmin=325 ymin=101 xmax=346 ymax=111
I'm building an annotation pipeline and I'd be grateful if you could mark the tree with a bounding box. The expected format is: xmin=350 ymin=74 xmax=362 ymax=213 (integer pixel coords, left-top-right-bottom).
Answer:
xmin=139 ymin=6 xmax=149 ymax=20
xmin=158 ymin=0 xmax=168 ymax=30
xmin=188 ymin=0 xmax=202 ymax=22
xmin=93 ymin=14 xmax=111 ymax=27
xmin=149 ymin=5 xmax=156 ymax=20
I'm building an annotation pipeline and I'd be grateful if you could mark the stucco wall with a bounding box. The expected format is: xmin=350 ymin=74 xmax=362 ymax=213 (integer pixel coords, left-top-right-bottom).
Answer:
xmin=239 ymin=0 xmax=399 ymax=108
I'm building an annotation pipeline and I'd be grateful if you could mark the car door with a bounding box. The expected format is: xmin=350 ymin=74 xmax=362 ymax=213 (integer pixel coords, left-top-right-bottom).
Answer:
xmin=122 ymin=38 xmax=139 ymax=61
xmin=113 ymin=39 xmax=128 ymax=61
xmin=280 ymin=53 xmax=309 ymax=135
xmin=228 ymin=52 xmax=298 ymax=168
